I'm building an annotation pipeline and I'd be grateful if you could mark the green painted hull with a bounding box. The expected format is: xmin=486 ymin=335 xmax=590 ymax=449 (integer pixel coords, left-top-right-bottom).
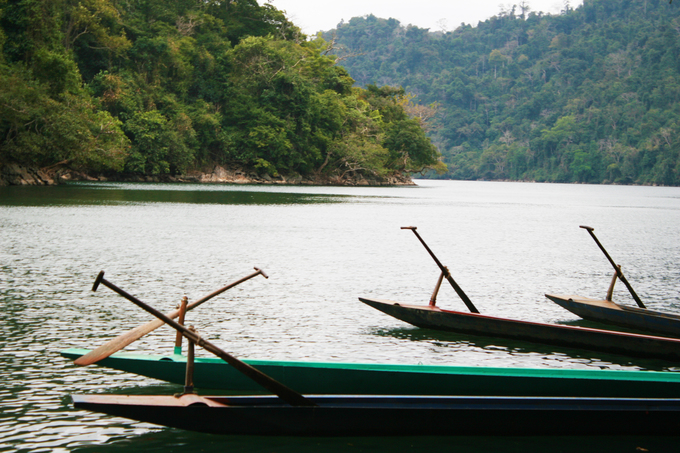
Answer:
xmin=61 ymin=348 xmax=680 ymax=398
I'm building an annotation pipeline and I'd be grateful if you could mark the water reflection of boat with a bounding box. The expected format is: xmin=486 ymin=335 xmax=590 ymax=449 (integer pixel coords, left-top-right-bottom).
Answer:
xmin=373 ymin=325 xmax=677 ymax=369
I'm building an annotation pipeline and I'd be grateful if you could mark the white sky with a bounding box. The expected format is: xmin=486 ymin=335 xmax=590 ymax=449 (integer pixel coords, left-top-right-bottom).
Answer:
xmin=262 ymin=1 xmax=583 ymax=35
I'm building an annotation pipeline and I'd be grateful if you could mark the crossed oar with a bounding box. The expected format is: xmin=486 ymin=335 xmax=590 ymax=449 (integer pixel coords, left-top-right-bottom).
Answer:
xmin=75 ymin=268 xmax=268 ymax=366
xmin=87 ymin=270 xmax=315 ymax=407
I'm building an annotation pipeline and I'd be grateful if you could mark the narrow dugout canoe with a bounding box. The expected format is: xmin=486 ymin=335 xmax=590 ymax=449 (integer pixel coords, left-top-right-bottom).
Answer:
xmin=546 ymin=294 xmax=680 ymax=337
xmin=61 ymin=348 xmax=680 ymax=397
xmin=358 ymin=297 xmax=680 ymax=361
xmin=71 ymin=393 xmax=680 ymax=436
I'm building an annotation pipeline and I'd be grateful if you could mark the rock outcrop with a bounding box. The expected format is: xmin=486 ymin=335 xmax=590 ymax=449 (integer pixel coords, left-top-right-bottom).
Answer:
xmin=168 ymin=165 xmax=415 ymax=186
xmin=1 ymin=163 xmax=415 ymax=186
xmin=0 ymin=163 xmax=57 ymax=186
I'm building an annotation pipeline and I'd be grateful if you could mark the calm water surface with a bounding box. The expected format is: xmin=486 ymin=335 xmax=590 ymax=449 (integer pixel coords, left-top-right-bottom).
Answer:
xmin=1 ymin=180 xmax=680 ymax=452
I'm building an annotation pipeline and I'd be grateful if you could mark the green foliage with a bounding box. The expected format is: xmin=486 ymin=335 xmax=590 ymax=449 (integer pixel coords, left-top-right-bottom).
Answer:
xmin=383 ymin=119 xmax=438 ymax=172
xmin=328 ymin=0 xmax=680 ymax=185
xmin=0 ymin=65 xmax=128 ymax=170
xmin=32 ymin=47 xmax=82 ymax=95
xmin=0 ymin=0 xmax=437 ymax=180
xmin=123 ymin=109 xmax=195 ymax=174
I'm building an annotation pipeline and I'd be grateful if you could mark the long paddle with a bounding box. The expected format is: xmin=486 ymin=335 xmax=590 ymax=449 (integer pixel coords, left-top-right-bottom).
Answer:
xmin=401 ymin=226 xmax=480 ymax=313
xmin=74 ymin=268 xmax=268 ymax=366
xmin=580 ymin=225 xmax=646 ymax=309
xmin=91 ymin=271 xmax=315 ymax=407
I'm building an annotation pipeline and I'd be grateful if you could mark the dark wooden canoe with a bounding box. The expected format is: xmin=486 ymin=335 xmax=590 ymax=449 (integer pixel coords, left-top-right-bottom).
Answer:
xmin=61 ymin=348 xmax=680 ymax=397
xmin=71 ymin=393 xmax=680 ymax=436
xmin=546 ymin=294 xmax=680 ymax=337
xmin=358 ymin=297 xmax=680 ymax=361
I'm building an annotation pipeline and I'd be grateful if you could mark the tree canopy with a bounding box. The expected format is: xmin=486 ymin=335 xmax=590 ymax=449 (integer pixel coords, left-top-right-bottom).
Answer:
xmin=0 ymin=0 xmax=440 ymax=182
xmin=327 ymin=0 xmax=680 ymax=185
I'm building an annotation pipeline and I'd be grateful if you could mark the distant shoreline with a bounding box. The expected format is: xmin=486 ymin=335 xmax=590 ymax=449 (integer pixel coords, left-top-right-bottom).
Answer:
xmin=0 ymin=163 xmax=416 ymax=187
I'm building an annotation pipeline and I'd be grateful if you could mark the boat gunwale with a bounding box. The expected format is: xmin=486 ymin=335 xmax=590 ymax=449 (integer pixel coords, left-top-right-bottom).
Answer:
xmin=60 ymin=348 xmax=680 ymax=383
xmin=551 ymin=294 xmax=680 ymax=321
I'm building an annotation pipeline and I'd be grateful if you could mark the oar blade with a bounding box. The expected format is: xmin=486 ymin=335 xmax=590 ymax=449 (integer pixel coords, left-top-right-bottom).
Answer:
xmin=74 ymin=318 xmax=166 ymax=366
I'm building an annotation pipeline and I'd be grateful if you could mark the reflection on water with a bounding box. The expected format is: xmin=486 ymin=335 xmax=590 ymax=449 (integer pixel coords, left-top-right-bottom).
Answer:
xmin=0 ymin=183 xmax=355 ymax=206
xmin=2 ymin=180 xmax=680 ymax=451
xmin=66 ymin=432 xmax=680 ymax=453
xmin=373 ymin=327 xmax=679 ymax=371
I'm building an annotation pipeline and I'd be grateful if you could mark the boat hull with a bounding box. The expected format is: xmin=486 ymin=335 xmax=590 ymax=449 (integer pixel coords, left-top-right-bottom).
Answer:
xmin=358 ymin=297 xmax=680 ymax=361
xmin=72 ymin=393 xmax=680 ymax=436
xmin=61 ymin=348 xmax=680 ymax=397
xmin=546 ymin=294 xmax=680 ymax=337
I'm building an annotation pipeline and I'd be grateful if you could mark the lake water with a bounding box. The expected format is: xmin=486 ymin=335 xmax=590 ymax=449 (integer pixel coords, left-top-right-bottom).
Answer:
xmin=1 ymin=179 xmax=680 ymax=452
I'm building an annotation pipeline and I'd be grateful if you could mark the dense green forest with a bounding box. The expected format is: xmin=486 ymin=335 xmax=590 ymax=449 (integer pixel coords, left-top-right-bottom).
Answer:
xmin=0 ymin=0 xmax=438 ymax=182
xmin=327 ymin=0 xmax=680 ymax=185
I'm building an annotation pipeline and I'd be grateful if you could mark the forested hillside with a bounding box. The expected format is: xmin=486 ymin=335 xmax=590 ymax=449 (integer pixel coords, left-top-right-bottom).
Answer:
xmin=328 ymin=0 xmax=680 ymax=185
xmin=0 ymin=0 xmax=438 ymax=183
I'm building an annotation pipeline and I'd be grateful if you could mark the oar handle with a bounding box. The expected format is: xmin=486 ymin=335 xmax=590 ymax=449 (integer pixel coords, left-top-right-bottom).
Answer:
xmin=92 ymin=271 xmax=315 ymax=407
xmin=190 ymin=268 xmax=268 ymax=308
xmin=580 ymin=225 xmax=646 ymax=309
xmin=402 ymin=227 xmax=446 ymax=270
xmin=402 ymin=227 xmax=480 ymax=313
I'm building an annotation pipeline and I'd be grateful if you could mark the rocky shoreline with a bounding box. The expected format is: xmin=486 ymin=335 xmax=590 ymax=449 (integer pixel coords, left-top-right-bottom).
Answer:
xmin=0 ymin=162 xmax=415 ymax=187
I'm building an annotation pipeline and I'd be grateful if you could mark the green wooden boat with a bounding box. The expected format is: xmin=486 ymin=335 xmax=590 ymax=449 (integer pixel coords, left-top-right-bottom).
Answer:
xmin=61 ymin=348 xmax=680 ymax=398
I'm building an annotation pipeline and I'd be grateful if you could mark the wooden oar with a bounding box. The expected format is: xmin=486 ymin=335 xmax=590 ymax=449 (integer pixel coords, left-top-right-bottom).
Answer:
xmin=580 ymin=225 xmax=646 ymax=309
xmin=401 ymin=226 xmax=480 ymax=313
xmin=74 ymin=268 xmax=268 ymax=366
xmin=91 ymin=271 xmax=315 ymax=407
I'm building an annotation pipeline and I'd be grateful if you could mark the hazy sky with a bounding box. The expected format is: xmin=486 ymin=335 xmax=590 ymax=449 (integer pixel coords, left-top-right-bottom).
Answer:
xmin=261 ymin=1 xmax=583 ymax=35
